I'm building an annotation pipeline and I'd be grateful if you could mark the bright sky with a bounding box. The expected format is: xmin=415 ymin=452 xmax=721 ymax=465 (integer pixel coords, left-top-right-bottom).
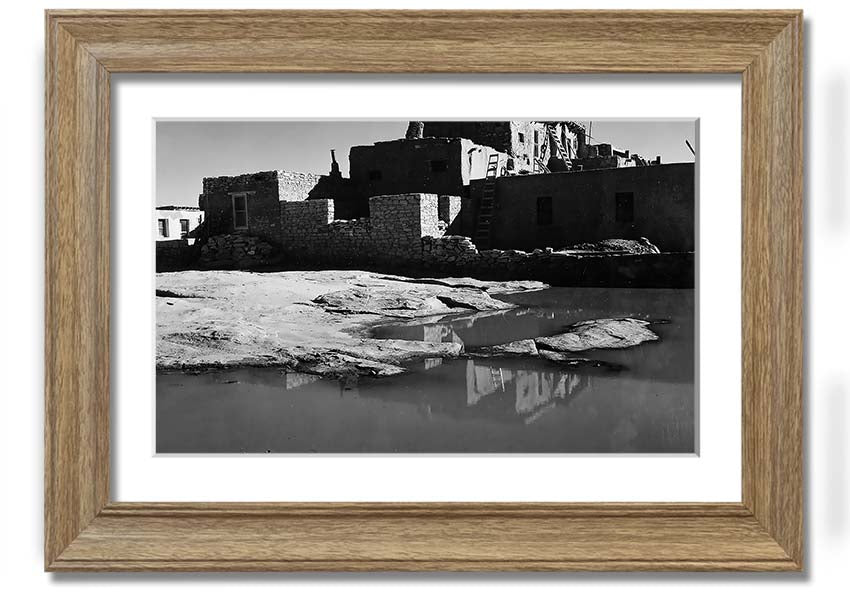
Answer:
xmin=156 ymin=120 xmax=696 ymax=208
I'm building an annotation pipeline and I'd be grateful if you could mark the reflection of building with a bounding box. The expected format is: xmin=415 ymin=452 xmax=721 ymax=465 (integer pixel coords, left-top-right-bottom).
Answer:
xmin=156 ymin=206 xmax=203 ymax=241
xmin=465 ymin=359 xmax=588 ymax=423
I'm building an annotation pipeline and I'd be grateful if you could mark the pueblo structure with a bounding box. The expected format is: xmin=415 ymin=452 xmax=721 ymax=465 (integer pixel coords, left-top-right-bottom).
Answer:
xmin=156 ymin=121 xmax=695 ymax=287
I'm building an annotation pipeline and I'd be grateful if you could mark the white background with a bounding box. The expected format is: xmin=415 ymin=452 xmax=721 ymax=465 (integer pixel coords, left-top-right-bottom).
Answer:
xmin=115 ymin=77 xmax=739 ymax=502
xmin=2 ymin=0 xmax=847 ymax=596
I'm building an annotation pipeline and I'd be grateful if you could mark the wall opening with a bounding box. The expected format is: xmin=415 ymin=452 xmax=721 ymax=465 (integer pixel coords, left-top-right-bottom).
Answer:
xmin=157 ymin=219 xmax=169 ymax=238
xmin=429 ymin=159 xmax=448 ymax=173
xmin=232 ymin=193 xmax=249 ymax=229
xmin=615 ymin=191 xmax=635 ymax=222
xmin=536 ymin=196 xmax=553 ymax=226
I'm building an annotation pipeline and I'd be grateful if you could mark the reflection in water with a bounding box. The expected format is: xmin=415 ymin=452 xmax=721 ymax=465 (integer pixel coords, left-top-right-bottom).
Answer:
xmin=465 ymin=361 xmax=587 ymax=424
xmin=157 ymin=287 xmax=695 ymax=453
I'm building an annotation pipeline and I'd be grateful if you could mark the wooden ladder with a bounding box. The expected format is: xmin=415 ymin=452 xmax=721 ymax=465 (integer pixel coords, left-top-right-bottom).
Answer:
xmin=474 ymin=153 xmax=500 ymax=250
xmin=490 ymin=366 xmax=505 ymax=392
xmin=546 ymin=123 xmax=573 ymax=169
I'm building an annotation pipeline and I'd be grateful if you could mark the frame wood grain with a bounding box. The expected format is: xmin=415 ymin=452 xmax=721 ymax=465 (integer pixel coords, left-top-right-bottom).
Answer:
xmin=45 ymin=10 xmax=803 ymax=572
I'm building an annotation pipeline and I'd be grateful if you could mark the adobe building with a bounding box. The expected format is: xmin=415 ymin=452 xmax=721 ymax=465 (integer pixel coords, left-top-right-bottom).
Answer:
xmin=199 ymin=161 xmax=357 ymax=240
xmin=155 ymin=206 xmax=203 ymax=241
xmin=418 ymin=121 xmax=656 ymax=173
xmin=420 ymin=121 xmax=582 ymax=173
xmin=467 ymin=162 xmax=695 ymax=252
xmin=347 ymin=137 xmax=513 ymax=202
xmin=180 ymin=120 xmax=693 ymax=284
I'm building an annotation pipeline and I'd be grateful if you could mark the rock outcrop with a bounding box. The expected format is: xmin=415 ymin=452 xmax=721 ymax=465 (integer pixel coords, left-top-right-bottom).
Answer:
xmin=535 ymin=318 xmax=659 ymax=352
xmin=157 ymin=270 xmax=545 ymax=377
xmin=467 ymin=318 xmax=660 ymax=369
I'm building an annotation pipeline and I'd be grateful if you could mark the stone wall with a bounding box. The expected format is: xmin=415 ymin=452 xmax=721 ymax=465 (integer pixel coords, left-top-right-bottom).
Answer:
xmin=281 ymin=198 xmax=374 ymax=263
xmin=370 ymin=193 xmax=441 ymax=262
xmin=419 ymin=236 xmax=693 ymax=288
xmin=200 ymin=170 xmax=357 ymax=241
xmin=278 ymin=193 xmax=444 ymax=267
xmin=438 ymin=194 xmax=461 ymax=233
xmin=155 ymin=239 xmax=201 ymax=272
xmin=198 ymin=233 xmax=277 ymax=269
xmin=200 ymin=170 xmax=282 ymax=242
xmin=274 ymin=191 xmax=692 ymax=287
xmin=276 ymin=171 xmax=325 ymax=203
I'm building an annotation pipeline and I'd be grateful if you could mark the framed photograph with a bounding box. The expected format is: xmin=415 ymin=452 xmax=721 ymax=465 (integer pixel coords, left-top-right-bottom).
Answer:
xmin=45 ymin=10 xmax=803 ymax=571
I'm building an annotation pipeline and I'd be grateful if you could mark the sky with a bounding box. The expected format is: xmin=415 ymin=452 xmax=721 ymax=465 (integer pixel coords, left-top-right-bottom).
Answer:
xmin=155 ymin=120 xmax=696 ymax=208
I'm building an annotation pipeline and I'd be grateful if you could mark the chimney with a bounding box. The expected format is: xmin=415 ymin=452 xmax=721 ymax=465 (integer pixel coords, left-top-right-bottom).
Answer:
xmin=329 ymin=149 xmax=341 ymax=178
xmin=405 ymin=121 xmax=425 ymax=139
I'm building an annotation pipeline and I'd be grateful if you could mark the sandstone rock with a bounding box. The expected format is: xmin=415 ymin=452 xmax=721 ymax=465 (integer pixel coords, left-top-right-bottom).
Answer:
xmin=468 ymin=339 xmax=539 ymax=358
xmin=435 ymin=290 xmax=513 ymax=311
xmin=313 ymin=287 xmax=446 ymax=318
xmin=157 ymin=270 xmax=533 ymax=378
xmin=535 ymin=318 xmax=659 ymax=352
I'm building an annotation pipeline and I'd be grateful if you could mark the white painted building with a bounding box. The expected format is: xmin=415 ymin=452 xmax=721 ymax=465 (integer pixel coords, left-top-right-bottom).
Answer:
xmin=155 ymin=206 xmax=203 ymax=241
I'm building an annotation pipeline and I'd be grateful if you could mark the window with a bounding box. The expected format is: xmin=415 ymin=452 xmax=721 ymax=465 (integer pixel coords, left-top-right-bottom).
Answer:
xmin=368 ymin=169 xmax=382 ymax=181
xmin=615 ymin=192 xmax=635 ymax=222
xmin=232 ymin=193 xmax=248 ymax=229
xmin=518 ymin=132 xmax=525 ymax=143
xmin=429 ymin=159 xmax=448 ymax=173
xmin=536 ymin=196 xmax=553 ymax=226
xmin=179 ymin=219 xmax=190 ymax=239
xmin=533 ymin=130 xmax=540 ymax=157
xmin=157 ymin=218 xmax=169 ymax=238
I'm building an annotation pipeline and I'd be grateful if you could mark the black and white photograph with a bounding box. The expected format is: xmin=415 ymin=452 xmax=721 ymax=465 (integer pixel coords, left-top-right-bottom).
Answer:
xmin=155 ymin=119 xmax=696 ymax=453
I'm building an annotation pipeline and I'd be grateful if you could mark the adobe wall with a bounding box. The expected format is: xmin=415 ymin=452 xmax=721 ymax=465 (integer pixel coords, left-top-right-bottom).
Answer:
xmin=155 ymin=239 xmax=201 ymax=272
xmin=468 ymin=162 xmax=695 ymax=252
xmin=349 ymin=139 xmax=467 ymax=201
xmin=419 ymin=121 xmax=578 ymax=173
xmin=348 ymin=138 xmax=513 ymax=206
xmin=155 ymin=207 xmax=203 ymax=241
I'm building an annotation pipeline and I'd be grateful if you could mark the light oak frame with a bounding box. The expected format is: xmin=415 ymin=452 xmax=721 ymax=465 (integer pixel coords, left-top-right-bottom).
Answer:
xmin=45 ymin=10 xmax=803 ymax=572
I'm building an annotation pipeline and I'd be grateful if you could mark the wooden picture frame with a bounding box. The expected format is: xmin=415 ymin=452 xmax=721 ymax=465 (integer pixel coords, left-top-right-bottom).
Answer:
xmin=45 ymin=10 xmax=803 ymax=572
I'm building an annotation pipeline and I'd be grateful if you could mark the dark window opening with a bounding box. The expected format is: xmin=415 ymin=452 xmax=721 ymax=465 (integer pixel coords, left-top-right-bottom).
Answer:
xmin=179 ymin=219 xmax=190 ymax=239
xmin=157 ymin=219 xmax=169 ymax=238
xmin=615 ymin=192 xmax=635 ymax=222
xmin=536 ymin=196 xmax=553 ymax=226
xmin=233 ymin=194 xmax=248 ymax=229
xmin=429 ymin=160 xmax=448 ymax=173
xmin=518 ymin=133 xmax=525 ymax=144
xmin=368 ymin=169 xmax=382 ymax=181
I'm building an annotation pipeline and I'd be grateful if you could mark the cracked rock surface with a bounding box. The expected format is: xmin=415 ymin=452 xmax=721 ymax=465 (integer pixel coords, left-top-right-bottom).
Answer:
xmin=467 ymin=318 xmax=659 ymax=370
xmin=156 ymin=269 xmax=545 ymax=377
xmin=535 ymin=318 xmax=659 ymax=352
